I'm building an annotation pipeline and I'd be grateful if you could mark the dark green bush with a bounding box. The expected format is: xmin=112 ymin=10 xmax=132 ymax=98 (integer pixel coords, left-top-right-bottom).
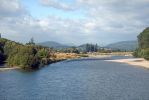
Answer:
xmin=0 ymin=38 xmax=51 ymax=69
xmin=142 ymin=48 xmax=149 ymax=60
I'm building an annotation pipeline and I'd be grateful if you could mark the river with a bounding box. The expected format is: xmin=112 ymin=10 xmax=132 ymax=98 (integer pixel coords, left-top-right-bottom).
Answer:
xmin=0 ymin=56 xmax=149 ymax=100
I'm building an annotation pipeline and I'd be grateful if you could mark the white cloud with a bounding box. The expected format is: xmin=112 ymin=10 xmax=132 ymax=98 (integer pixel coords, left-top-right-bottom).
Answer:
xmin=0 ymin=0 xmax=149 ymax=45
xmin=40 ymin=0 xmax=75 ymax=11
xmin=0 ymin=0 xmax=27 ymax=17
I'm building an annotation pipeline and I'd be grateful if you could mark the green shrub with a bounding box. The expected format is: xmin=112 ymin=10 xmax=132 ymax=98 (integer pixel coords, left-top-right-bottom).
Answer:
xmin=0 ymin=38 xmax=52 ymax=69
xmin=142 ymin=48 xmax=149 ymax=60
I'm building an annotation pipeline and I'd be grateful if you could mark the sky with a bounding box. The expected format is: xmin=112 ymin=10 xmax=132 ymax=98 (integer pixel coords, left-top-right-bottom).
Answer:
xmin=0 ymin=0 xmax=149 ymax=45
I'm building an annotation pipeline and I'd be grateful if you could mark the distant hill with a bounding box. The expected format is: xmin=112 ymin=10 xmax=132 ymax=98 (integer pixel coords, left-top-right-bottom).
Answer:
xmin=37 ymin=41 xmax=71 ymax=48
xmin=37 ymin=41 xmax=138 ymax=51
xmin=105 ymin=41 xmax=138 ymax=51
xmin=77 ymin=44 xmax=87 ymax=51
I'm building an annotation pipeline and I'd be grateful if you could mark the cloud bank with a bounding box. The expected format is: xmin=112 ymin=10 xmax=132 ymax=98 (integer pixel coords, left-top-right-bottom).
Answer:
xmin=0 ymin=0 xmax=149 ymax=45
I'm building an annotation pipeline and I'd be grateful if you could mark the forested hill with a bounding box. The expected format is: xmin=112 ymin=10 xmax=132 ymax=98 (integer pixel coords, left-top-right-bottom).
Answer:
xmin=0 ymin=38 xmax=52 ymax=69
xmin=37 ymin=41 xmax=70 ymax=48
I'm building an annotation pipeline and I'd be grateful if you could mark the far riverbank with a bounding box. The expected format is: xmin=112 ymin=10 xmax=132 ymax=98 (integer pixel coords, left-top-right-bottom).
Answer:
xmin=105 ymin=58 xmax=149 ymax=69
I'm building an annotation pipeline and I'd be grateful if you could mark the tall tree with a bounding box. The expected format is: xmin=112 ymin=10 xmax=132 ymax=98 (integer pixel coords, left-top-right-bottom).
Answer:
xmin=138 ymin=27 xmax=149 ymax=49
xmin=134 ymin=27 xmax=149 ymax=60
xmin=26 ymin=37 xmax=35 ymax=45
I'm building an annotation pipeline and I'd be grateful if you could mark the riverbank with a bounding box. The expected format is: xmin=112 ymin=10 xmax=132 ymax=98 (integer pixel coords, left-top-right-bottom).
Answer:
xmin=88 ymin=54 xmax=111 ymax=58
xmin=106 ymin=58 xmax=149 ymax=69
xmin=0 ymin=53 xmax=84 ymax=71
xmin=87 ymin=52 xmax=133 ymax=56
xmin=0 ymin=59 xmax=65 ymax=71
xmin=0 ymin=67 xmax=20 ymax=71
xmin=2 ymin=53 xmax=147 ymax=71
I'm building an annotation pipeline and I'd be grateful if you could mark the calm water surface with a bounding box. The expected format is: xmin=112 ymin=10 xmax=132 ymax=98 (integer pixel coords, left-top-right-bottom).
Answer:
xmin=0 ymin=56 xmax=149 ymax=100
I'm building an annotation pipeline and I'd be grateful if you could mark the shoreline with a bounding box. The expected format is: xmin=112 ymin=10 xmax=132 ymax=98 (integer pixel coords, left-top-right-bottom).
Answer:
xmin=105 ymin=58 xmax=149 ymax=69
xmin=0 ymin=55 xmax=108 ymax=71
xmin=0 ymin=60 xmax=64 ymax=71
xmin=88 ymin=54 xmax=112 ymax=58
xmin=1 ymin=55 xmax=148 ymax=71
xmin=0 ymin=67 xmax=20 ymax=71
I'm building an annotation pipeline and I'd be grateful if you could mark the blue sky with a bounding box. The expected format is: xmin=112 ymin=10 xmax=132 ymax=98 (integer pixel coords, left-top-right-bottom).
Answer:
xmin=0 ymin=0 xmax=149 ymax=45
xmin=21 ymin=0 xmax=85 ymax=19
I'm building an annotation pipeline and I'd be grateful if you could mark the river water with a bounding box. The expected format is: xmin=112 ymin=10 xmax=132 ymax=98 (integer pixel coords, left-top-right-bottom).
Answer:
xmin=0 ymin=56 xmax=149 ymax=100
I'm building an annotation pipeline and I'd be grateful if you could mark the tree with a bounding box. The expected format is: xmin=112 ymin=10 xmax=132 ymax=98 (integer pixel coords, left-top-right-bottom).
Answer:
xmin=138 ymin=27 xmax=149 ymax=49
xmin=26 ymin=37 xmax=35 ymax=45
xmin=134 ymin=27 xmax=149 ymax=60
xmin=142 ymin=48 xmax=149 ymax=60
xmin=85 ymin=43 xmax=98 ymax=52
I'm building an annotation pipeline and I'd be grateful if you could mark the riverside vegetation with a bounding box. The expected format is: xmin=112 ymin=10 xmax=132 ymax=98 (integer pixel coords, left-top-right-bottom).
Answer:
xmin=0 ymin=38 xmax=55 ymax=69
xmin=133 ymin=27 xmax=149 ymax=60
xmin=0 ymin=37 xmax=87 ymax=70
xmin=0 ymin=27 xmax=148 ymax=70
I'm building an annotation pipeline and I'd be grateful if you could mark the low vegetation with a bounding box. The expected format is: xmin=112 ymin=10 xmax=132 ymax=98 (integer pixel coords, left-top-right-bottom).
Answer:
xmin=54 ymin=53 xmax=80 ymax=60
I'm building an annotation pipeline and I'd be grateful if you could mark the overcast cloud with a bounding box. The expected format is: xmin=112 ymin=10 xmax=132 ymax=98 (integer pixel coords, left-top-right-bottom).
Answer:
xmin=0 ymin=0 xmax=149 ymax=45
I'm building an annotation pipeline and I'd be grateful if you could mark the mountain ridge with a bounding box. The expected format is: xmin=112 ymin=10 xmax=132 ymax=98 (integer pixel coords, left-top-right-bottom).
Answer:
xmin=105 ymin=40 xmax=138 ymax=51
xmin=37 ymin=41 xmax=71 ymax=48
xmin=37 ymin=40 xmax=138 ymax=51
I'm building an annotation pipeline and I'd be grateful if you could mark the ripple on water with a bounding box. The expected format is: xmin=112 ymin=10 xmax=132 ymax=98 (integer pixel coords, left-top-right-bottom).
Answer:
xmin=0 ymin=57 xmax=149 ymax=100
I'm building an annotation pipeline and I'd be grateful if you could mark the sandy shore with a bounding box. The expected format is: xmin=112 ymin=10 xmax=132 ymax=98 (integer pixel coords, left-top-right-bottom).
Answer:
xmin=0 ymin=67 xmax=20 ymax=71
xmin=88 ymin=55 xmax=112 ymax=58
xmin=106 ymin=58 xmax=149 ymax=69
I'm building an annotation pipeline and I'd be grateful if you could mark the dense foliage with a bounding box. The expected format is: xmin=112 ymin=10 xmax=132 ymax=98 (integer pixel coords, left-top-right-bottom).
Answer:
xmin=0 ymin=38 xmax=52 ymax=69
xmin=133 ymin=27 xmax=149 ymax=60
xmin=57 ymin=44 xmax=98 ymax=53
xmin=85 ymin=44 xmax=98 ymax=52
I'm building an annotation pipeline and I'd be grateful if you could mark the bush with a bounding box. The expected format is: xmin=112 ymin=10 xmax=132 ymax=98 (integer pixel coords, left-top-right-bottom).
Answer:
xmin=142 ymin=48 xmax=149 ymax=60
xmin=37 ymin=48 xmax=49 ymax=58
xmin=0 ymin=38 xmax=52 ymax=69
xmin=133 ymin=48 xmax=142 ymax=57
